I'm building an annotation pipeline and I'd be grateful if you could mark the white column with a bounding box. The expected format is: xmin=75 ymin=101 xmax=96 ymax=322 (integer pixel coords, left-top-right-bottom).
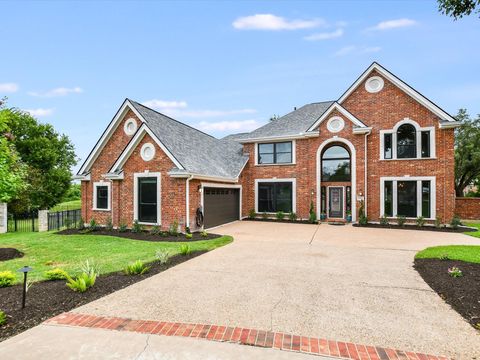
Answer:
xmin=0 ymin=203 xmax=7 ymax=233
xmin=38 ymin=210 xmax=49 ymax=232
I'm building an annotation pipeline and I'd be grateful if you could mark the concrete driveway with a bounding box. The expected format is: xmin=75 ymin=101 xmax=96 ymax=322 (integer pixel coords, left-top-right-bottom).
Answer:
xmin=68 ymin=221 xmax=480 ymax=358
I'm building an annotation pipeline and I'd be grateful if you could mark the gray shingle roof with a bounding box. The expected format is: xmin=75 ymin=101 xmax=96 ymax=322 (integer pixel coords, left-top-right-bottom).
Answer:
xmin=129 ymin=100 xmax=248 ymax=179
xmin=242 ymin=101 xmax=334 ymax=139
xmin=221 ymin=132 xmax=251 ymax=141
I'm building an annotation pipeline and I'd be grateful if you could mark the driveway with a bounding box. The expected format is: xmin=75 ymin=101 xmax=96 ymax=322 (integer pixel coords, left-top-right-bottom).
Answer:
xmin=68 ymin=221 xmax=480 ymax=358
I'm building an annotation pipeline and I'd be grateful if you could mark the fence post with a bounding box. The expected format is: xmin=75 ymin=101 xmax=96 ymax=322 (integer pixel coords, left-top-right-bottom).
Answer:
xmin=38 ymin=210 xmax=49 ymax=232
xmin=0 ymin=203 xmax=7 ymax=234
xmin=32 ymin=212 xmax=35 ymax=232
xmin=14 ymin=214 xmax=17 ymax=232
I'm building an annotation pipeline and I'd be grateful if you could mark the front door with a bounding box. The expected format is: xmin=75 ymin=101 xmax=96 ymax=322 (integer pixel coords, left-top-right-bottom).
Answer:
xmin=328 ymin=187 xmax=343 ymax=218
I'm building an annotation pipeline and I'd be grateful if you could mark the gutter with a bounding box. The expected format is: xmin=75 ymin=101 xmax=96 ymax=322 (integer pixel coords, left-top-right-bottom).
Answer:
xmin=438 ymin=121 xmax=461 ymax=129
xmin=168 ymin=171 xmax=239 ymax=183
xmin=72 ymin=173 xmax=91 ymax=181
xmin=238 ymin=131 xmax=320 ymax=144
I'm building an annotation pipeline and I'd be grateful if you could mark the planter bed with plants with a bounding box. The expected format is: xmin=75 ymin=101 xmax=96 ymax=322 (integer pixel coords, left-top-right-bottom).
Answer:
xmin=57 ymin=228 xmax=221 ymax=242
xmin=414 ymin=245 xmax=480 ymax=330
xmin=353 ymin=223 xmax=475 ymax=233
xmin=244 ymin=218 xmax=319 ymax=225
xmin=0 ymin=251 xmax=205 ymax=341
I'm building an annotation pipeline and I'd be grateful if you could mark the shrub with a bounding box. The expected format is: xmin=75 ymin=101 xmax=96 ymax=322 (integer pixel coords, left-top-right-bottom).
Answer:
xmin=105 ymin=217 xmax=114 ymax=231
xmin=358 ymin=200 xmax=367 ymax=226
xmin=185 ymin=233 xmax=193 ymax=239
xmin=289 ymin=212 xmax=297 ymax=221
xmin=44 ymin=268 xmax=69 ymax=281
xmin=434 ymin=216 xmax=442 ymax=228
xmin=309 ymin=201 xmax=317 ymax=224
xmin=185 ymin=226 xmax=191 ymax=234
xmin=89 ymin=218 xmax=97 ymax=231
xmin=448 ymin=267 xmax=463 ymax=278
xmin=124 ymin=260 xmax=150 ymax=275
xmin=150 ymin=225 xmax=161 ymax=236
xmin=160 ymin=231 xmax=169 ymax=237
xmin=0 ymin=310 xmax=6 ymax=326
xmin=248 ymin=209 xmax=256 ymax=219
xmin=0 ymin=271 xmax=15 ymax=288
xmin=416 ymin=216 xmax=425 ymax=227
xmin=78 ymin=217 xmax=86 ymax=230
xmin=261 ymin=212 xmax=268 ymax=220
xmin=379 ymin=215 xmax=389 ymax=226
xmin=118 ymin=221 xmax=128 ymax=232
xmin=440 ymin=253 xmax=450 ymax=261
xmin=450 ymin=215 xmax=462 ymax=230
xmin=155 ymin=249 xmax=170 ymax=264
xmin=179 ymin=244 xmax=191 ymax=256
xmin=66 ymin=272 xmax=96 ymax=292
xmin=169 ymin=220 xmax=179 ymax=236
xmin=396 ymin=215 xmax=406 ymax=227
xmin=276 ymin=211 xmax=285 ymax=220
xmin=201 ymin=230 xmax=208 ymax=238
xmin=131 ymin=220 xmax=143 ymax=233
xmin=80 ymin=259 xmax=100 ymax=276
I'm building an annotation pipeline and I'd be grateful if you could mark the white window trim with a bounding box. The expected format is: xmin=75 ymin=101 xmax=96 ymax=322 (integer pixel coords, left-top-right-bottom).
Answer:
xmin=200 ymin=182 xmax=242 ymax=221
xmin=93 ymin=181 xmax=111 ymax=211
xmin=379 ymin=176 xmax=436 ymax=220
xmin=379 ymin=118 xmax=435 ymax=160
xmin=326 ymin=186 xmax=346 ymax=219
xmin=133 ymin=172 xmax=161 ymax=225
xmin=254 ymin=178 xmax=296 ymax=214
xmin=254 ymin=140 xmax=296 ymax=166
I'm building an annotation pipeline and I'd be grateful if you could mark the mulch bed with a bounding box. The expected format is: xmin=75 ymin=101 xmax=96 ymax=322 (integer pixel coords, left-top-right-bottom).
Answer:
xmin=0 ymin=248 xmax=24 ymax=262
xmin=353 ymin=223 xmax=475 ymax=233
xmin=414 ymin=258 xmax=480 ymax=329
xmin=57 ymin=229 xmax=221 ymax=242
xmin=244 ymin=218 xmax=318 ymax=225
xmin=0 ymin=251 xmax=206 ymax=342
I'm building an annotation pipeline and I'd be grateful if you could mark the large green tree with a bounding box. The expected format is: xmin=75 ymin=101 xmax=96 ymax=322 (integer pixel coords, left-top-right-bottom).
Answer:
xmin=438 ymin=0 xmax=480 ymax=19
xmin=0 ymin=106 xmax=77 ymax=212
xmin=454 ymin=109 xmax=480 ymax=196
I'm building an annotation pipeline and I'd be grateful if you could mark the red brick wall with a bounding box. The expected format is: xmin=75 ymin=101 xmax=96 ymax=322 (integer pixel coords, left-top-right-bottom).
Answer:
xmin=455 ymin=198 xmax=480 ymax=220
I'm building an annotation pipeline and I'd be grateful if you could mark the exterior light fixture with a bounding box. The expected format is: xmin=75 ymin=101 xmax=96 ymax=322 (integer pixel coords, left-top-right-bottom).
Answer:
xmin=18 ymin=266 xmax=32 ymax=309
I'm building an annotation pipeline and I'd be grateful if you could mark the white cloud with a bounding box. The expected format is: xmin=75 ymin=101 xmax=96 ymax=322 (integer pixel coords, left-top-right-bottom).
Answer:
xmin=196 ymin=119 xmax=261 ymax=132
xmin=233 ymin=14 xmax=324 ymax=31
xmin=28 ymin=86 xmax=83 ymax=97
xmin=368 ymin=18 xmax=416 ymax=31
xmin=23 ymin=108 xmax=54 ymax=117
xmin=0 ymin=83 xmax=19 ymax=93
xmin=334 ymin=45 xmax=381 ymax=57
xmin=142 ymin=99 xmax=187 ymax=109
xmin=304 ymin=28 xmax=344 ymax=41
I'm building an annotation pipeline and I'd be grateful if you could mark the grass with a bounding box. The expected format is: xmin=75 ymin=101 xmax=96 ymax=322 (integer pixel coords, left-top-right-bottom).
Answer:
xmin=465 ymin=222 xmax=480 ymax=239
xmin=0 ymin=231 xmax=232 ymax=283
xmin=50 ymin=199 xmax=81 ymax=212
xmin=415 ymin=245 xmax=480 ymax=264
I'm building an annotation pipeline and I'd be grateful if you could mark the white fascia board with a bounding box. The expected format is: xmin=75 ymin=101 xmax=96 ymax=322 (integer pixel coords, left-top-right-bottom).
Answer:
xmin=103 ymin=172 xmax=124 ymax=180
xmin=72 ymin=173 xmax=91 ymax=181
xmin=439 ymin=121 xmax=462 ymax=129
xmin=77 ymin=99 xmax=145 ymax=175
xmin=338 ymin=63 xmax=456 ymax=123
xmin=306 ymin=102 xmax=367 ymax=132
xmin=168 ymin=171 xmax=239 ymax=183
xmin=238 ymin=132 xmax=319 ymax=144
xmin=109 ymin=124 xmax=184 ymax=173
xmin=353 ymin=127 xmax=373 ymax=134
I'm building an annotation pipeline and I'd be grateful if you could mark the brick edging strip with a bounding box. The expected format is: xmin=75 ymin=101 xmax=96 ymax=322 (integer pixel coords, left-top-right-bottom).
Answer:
xmin=45 ymin=312 xmax=449 ymax=360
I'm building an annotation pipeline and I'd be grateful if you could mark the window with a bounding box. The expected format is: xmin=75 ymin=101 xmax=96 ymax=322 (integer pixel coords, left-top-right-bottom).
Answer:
xmin=138 ymin=177 xmax=158 ymax=223
xmin=258 ymin=142 xmax=292 ymax=164
xmin=397 ymin=124 xmax=416 ymax=159
xmin=321 ymin=145 xmax=351 ymax=182
xmin=346 ymin=186 xmax=351 ymax=213
xmin=257 ymin=182 xmax=293 ymax=213
xmin=93 ymin=182 xmax=110 ymax=210
xmin=421 ymin=131 xmax=430 ymax=158
xmin=384 ymin=133 xmax=392 ymax=159
xmin=321 ymin=186 xmax=326 ymax=213
xmin=380 ymin=178 xmax=434 ymax=218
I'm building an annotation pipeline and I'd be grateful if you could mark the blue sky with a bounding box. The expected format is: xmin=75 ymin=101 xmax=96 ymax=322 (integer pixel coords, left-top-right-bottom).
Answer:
xmin=1 ymin=1 xmax=479 ymax=173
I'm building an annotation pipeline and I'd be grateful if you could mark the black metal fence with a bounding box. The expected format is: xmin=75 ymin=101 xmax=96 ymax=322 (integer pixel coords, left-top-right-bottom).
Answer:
xmin=7 ymin=211 xmax=38 ymax=232
xmin=48 ymin=209 xmax=82 ymax=231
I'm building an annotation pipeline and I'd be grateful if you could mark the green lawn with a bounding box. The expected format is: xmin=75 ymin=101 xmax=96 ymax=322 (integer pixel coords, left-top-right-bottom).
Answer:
xmin=50 ymin=199 xmax=81 ymax=212
xmin=465 ymin=222 xmax=480 ymax=239
xmin=415 ymin=245 xmax=480 ymax=264
xmin=0 ymin=231 xmax=232 ymax=283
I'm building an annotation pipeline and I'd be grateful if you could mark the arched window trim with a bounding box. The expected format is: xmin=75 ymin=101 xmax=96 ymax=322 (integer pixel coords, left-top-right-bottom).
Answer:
xmin=380 ymin=118 xmax=435 ymax=160
xmin=321 ymin=144 xmax=351 ymax=182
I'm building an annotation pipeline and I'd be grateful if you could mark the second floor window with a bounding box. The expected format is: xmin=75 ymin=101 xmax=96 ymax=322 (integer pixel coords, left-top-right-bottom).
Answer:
xmin=258 ymin=141 xmax=292 ymax=164
xmin=397 ymin=124 xmax=416 ymax=158
xmin=381 ymin=120 xmax=434 ymax=160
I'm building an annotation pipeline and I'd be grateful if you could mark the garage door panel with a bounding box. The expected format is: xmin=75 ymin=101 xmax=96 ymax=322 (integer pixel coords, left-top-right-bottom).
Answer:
xmin=204 ymin=188 xmax=240 ymax=228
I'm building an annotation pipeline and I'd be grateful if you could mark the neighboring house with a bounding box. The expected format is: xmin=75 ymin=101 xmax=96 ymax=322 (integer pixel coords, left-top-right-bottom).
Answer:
xmin=75 ymin=62 xmax=460 ymax=230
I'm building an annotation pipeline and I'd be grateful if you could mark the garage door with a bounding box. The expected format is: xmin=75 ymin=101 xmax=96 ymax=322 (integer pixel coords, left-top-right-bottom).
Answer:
xmin=204 ymin=187 xmax=240 ymax=228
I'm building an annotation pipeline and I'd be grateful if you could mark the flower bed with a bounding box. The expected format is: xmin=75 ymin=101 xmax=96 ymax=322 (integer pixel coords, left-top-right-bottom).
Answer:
xmin=352 ymin=223 xmax=475 ymax=233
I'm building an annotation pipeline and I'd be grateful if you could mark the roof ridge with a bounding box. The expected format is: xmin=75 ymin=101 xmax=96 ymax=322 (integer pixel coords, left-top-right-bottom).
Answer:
xmin=129 ymin=99 xmax=216 ymax=140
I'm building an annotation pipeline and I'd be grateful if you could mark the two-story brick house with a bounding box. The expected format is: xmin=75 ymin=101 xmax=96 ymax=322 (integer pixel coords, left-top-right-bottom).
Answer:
xmin=75 ymin=62 xmax=460 ymax=230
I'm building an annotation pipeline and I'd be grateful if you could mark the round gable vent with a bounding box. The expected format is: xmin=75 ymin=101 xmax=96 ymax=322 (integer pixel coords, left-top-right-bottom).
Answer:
xmin=327 ymin=116 xmax=345 ymax=133
xmin=124 ymin=118 xmax=138 ymax=135
xmin=365 ymin=76 xmax=384 ymax=93
xmin=141 ymin=143 xmax=155 ymax=161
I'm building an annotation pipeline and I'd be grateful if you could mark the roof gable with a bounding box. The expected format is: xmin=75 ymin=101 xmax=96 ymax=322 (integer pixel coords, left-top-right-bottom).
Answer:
xmin=338 ymin=62 xmax=456 ymax=122
xmin=306 ymin=102 xmax=367 ymax=132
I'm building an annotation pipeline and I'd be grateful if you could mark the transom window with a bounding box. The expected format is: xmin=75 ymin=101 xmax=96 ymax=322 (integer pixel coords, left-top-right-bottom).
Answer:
xmin=321 ymin=145 xmax=351 ymax=182
xmin=258 ymin=142 xmax=292 ymax=164
xmin=257 ymin=181 xmax=293 ymax=213
xmin=381 ymin=120 xmax=434 ymax=160
xmin=93 ymin=182 xmax=110 ymax=211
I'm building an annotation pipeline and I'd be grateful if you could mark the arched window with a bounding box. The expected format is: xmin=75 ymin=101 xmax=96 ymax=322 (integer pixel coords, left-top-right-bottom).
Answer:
xmin=397 ymin=124 xmax=416 ymax=158
xmin=321 ymin=145 xmax=351 ymax=182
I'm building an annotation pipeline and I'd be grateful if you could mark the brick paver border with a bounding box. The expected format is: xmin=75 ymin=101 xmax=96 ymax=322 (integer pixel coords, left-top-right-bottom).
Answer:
xmin=45 ymin=312 xmax=449 ymax=360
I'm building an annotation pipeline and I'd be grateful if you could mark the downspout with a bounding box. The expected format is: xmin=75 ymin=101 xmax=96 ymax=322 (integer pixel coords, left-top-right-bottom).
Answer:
xmin=185 ymin=175 xmax=194 ymax=229
xmin=364 ymin=130 xmax=371 ymax=218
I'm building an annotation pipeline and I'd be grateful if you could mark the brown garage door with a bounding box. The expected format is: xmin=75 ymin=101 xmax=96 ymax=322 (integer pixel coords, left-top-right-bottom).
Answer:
xmin=204 ymin=187 xmax=240 ymax=228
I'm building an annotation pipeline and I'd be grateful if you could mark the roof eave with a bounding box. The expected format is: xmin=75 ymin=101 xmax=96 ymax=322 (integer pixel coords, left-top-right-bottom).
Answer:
xmin=439 ymin=121 xmax=462 ymax=129
xmin=238 ymin=131 xmax=319 ymax=144
xmin=168 ymin=171 xmax=239 ymax=183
